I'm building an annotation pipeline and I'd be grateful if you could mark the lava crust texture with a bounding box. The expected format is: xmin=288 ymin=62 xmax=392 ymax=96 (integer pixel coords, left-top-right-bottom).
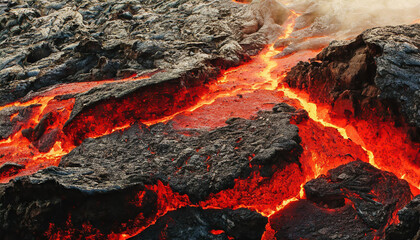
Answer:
xmin=0 ymin=0 xmax=288 ymax=105
xmin=0 ymin=105 xmax=301 ymax=239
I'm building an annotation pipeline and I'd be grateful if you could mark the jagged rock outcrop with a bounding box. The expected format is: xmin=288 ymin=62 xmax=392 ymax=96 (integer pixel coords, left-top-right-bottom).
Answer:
xmin=270 ymin=160 xmax=412 ymax=240
xmin=285 ymin=24 xmax=420 ymax=140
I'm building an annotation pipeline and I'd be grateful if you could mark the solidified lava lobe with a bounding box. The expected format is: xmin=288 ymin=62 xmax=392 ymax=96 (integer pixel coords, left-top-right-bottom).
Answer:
xmin=38 ymin=105 xmax=306 ymax=239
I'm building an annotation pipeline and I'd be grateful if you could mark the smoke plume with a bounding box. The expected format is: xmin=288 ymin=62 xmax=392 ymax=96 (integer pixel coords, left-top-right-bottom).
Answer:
xmin=275 ymin=0 xmax=420 ymax=56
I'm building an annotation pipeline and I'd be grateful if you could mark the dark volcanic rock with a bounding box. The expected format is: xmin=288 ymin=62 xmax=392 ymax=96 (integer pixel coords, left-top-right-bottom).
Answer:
xmin=0 ymin=105 xmax=302 ymax=239
xmin=61 ymin=104 xmax=302 ymax=201
xmin=130 ymin=207 xmax=267 ymax=240
xmin=270 ymin=160 xmax=412 ymax=240
xmin=0 ymin=162 xmax=24 ymax=178
xmin=285 ymin=24 xmax=420 ymax=140
xmin=0 ymin=0 xmax=290 ymax=106
xmin=0 ymin=177 xmax=147 ymax=240
xmin=272 ymin=199 xmax=375 ymax=240
xmin=0 ymin=104 xmax=38 ymax=140
xmin=386 ymin=195 xmax=420 ymax=240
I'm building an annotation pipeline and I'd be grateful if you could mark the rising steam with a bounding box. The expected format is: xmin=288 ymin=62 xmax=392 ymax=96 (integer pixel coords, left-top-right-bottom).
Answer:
xmin=275 ymin=0 xmax=420 ymax=56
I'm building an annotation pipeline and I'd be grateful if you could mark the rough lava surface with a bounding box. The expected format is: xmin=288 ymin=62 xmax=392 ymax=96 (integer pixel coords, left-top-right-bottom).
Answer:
xmin=0 ymin=105 xmax=301 ymax=239
xmin=386 ymin=195 xmax=420 ymax=240
xmin=0 ymin=0 xmax=288 ymax=106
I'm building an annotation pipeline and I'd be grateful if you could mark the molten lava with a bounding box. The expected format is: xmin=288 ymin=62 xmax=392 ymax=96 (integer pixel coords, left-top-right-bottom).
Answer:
xmin=0 ymin=75 xmax=152 ymax=182
xmin=0 ymin=5 xmax=418 ymax=240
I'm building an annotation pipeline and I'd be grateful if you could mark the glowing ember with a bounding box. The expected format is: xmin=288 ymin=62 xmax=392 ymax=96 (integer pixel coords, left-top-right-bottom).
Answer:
xmin=209 ymin=229 xmax=225 ymax=235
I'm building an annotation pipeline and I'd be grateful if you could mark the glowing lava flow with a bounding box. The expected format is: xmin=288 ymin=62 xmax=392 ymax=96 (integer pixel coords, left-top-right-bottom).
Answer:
xmin=0 ymin=74 xmax=151 ymax=182
xmin=253 ymin=11 xmax=379 ymax=169
xmin=44 ymin=9 xmax=420 ymax=239
xmin=170 ymin=10 xmax=380 ymax=218
xmin=280 ymin=88 xmax=378 ymax=167
xmin=168 ymin=5 xmax=420 ymax=226
xmin=1 ymin=6 xmax=419 ymax=240
xmin=107 ymin=10 xmax=404 ymax=239
xmin=143 ymin=14 xmax=301 ymax=127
